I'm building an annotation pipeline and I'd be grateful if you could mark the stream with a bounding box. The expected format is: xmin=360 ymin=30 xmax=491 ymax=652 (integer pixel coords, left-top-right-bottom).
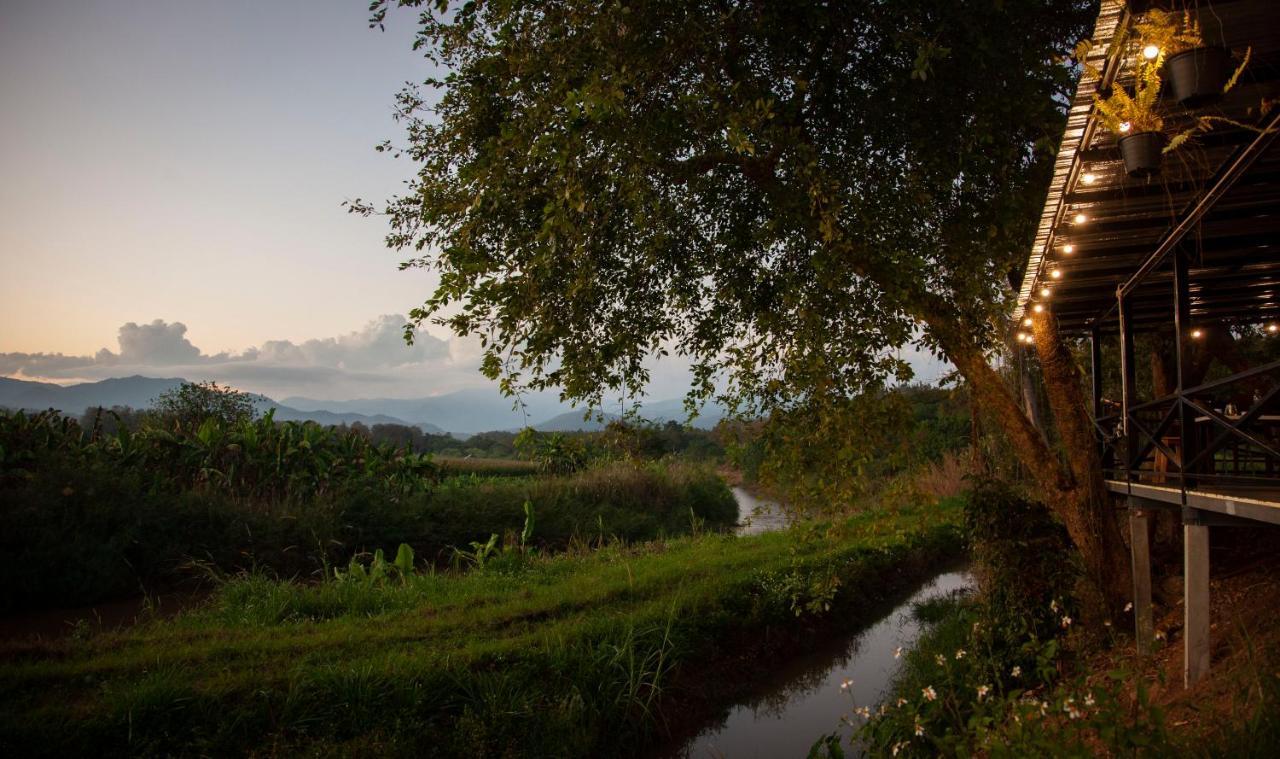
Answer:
xmin=674 ymin=492 xmax=975 ymax=759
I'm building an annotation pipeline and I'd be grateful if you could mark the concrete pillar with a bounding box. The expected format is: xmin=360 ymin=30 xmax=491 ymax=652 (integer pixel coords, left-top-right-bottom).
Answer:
xmin=1184 ymin=521 xmax=1211 ymax=686
xmin=1129 ymin=506 xmax=1154 ymax=655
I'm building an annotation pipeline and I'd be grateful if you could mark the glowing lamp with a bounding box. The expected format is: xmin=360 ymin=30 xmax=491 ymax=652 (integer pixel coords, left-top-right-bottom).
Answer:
xmin=1073 ymin=213 xmax=1088 ymax=224
xmin=1081 ymin=173 xmax=1097 ymax=185
xmin=1191 ymin=328 xmax=1204 ymax=339
xmin=1063 ymin=243 xmax=1075 ymax=254
xmin=1142 ymin=44 xmax=1160 ymax=60
xmin=1039 ymin=287 xmax=1051 ymax=298
xmin=1050 ymin=269 xmax=1062 ymax=279
xmin=1119 ymin=121 xmax=1132 ymax=133
xmin=1033 ymin=303 xmax=1045 ymax=314
xmin=1022 ymin=317 xmax=1033 ymax=327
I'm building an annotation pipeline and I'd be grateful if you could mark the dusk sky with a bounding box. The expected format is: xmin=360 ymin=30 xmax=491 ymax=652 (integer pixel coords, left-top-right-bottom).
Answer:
xmin=1 ymin=0 xmax=944 ymax=400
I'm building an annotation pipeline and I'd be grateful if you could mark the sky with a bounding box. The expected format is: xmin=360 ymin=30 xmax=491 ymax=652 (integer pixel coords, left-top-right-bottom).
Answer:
xmin=0 ymin=0 xmax=946 ymax=401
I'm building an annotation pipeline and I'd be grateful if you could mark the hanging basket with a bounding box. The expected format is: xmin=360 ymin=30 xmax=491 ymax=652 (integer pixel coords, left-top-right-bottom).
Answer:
xmin=1165 ymin=47 xmax=1231 ymax=108
xmin=1119 ymin=131 xmax=1165 ymax=178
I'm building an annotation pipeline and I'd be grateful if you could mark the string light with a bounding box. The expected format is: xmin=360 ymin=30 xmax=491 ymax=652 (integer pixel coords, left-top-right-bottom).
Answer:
xmin=1073 ymin=213 xmax=1088 ymax=224
xmin=1142 ymin=44 xmax=1160 ymax=60
xmin=1039 ymin=286 xmax=1051 ymax=298
xmin=1081 ymin=173 xmax=1097 ymax=185
xmin=1119 ymin=121 xmax=1132 ymax=133
xmin=1268 ymin=323 xmax=1279 ymax=334
xmin=1050 ymin=269 xmax=1062 ymax=279
xmin=1033 ymin=303 xmax=1045 ymax=313
xmin=1016 ymin=332 xmax=1029 ymax=343
xmin=1062 ymin=243 xmax=1075 ymax=254
xmin=1023 ymin=317 xmax=1033 ymax=327
xmin=1025 ymin=334 xmax=1035 ymax=344
xmin=1191 ymin=328 xmax=1204 ymax=339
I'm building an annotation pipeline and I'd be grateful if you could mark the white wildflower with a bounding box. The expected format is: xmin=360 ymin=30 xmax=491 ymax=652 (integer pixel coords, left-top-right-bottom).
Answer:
xmin=896 ymin=697 xmax=908 ymax=707
xmin=1010 ymin=665 xmax=1022 ymax=678
xmin=894 ymin=646 xmax=903 ymax=659
xmin=1061 ymin=615 xmax=1073 ymax=628
xmin=1050 ymin=599 xmax=1058 ymax=612
xmin=976 ymin=684 xmax=991 ymax=702
xmin=935 ymin=654 xmax=946 ymax=666
xmin=1084 ymin=692 xmax=1096 ymax=707
xmin=855 ymin=705 xmax=871 ymax=718
xmin=840 ymin=678 xmax=853 ymax=691
xmin=915 ymin=719 xmax=925 ymax=737
xmin=954 ymin=649 xmax=967 ymax=660
xmin=1124 ymin=601 xmax=1133 ymax=613
xmin=922 ymin=685 xmax=938 ymax=702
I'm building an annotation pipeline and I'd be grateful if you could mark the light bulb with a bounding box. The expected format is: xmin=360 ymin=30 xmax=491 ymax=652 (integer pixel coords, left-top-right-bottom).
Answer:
xmin=1033 ymin=303 xmax=1045 ymax=313
xmin=1119 ymin=121 xmax=1132 ymax=133
xmin=1191 ymin=328 xmax=1203 ymax=339
xmin=1022 ymin=317 xmax=1033 ymax=327
xmin=1016 ymin=332 xmax=1028 ymax=343
xmin=1063 ymin=243 xmax=1075 ymax=254
xmin=1050 ymin=269 xmax=1062 ymax=279
xmin=1142 ymin=44 xmax=1160 ymax=60
xmin=1025 ymin=334 xmax=1035 ymax=344
xmin=1040 ymin=287 xmax=1051 ymax=298
xmin=1081 ymin=173 xmax=1097 ymax=185
xmin=1268 ymin=323 xmax=1279 ymax=334
xmin=1074 ymin=213 xmax=1088 ymax=224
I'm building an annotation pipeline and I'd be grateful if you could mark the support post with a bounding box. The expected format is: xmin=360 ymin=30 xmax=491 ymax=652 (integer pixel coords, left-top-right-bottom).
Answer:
xmin=1183 ymin=515 xmax=1211 ymax=686
xmin=1173 ymin=249 xmax=1198 ymax=488
xmin=1129 ymin=503 xmax=1154 ymax=655
xmin=1119 ymin=290 xmax=1137 ymax=478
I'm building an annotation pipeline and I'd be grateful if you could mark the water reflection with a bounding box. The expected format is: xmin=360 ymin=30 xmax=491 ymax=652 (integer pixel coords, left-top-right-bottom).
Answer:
xmin=668 ymin=569 xmax=974 ymax=758
xmin=732 ymin=486 xmax=790 ymax=535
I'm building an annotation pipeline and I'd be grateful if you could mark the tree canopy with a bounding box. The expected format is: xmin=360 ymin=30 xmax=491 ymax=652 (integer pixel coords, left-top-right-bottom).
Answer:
xmin=359 ymin=0 xmax=1092 ymax=415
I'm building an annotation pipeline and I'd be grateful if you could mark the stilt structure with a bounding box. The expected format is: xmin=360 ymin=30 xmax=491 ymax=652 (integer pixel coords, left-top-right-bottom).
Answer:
xmin=1012 ymin=0 xmax=1280 ymax=686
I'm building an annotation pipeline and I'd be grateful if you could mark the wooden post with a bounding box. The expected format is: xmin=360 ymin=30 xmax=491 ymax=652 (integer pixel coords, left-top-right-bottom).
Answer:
xmin=1119 ymin=290 xmax=1137 ymax=478
xmin=1129 ymin=504 xmax=1154 ymax=655
xmin=1173 ymin=249 xmax=1197 ymax=488
xmin=1184 ymin=517 xmax=1211 ymax=686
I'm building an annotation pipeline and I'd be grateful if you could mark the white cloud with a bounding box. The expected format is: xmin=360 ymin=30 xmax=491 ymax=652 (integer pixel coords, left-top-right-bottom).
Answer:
xmin=0 ymin=315 xmax=487 ymax=399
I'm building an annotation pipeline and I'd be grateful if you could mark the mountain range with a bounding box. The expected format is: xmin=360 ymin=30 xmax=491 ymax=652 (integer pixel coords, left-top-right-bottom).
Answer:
xmin=0 ymin=376 xmax=724 ymax=435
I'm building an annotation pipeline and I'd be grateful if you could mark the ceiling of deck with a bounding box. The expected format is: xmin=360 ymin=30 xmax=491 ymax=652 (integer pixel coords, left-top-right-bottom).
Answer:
xmin=1015 ymin=0 xmax=1280 ymax=336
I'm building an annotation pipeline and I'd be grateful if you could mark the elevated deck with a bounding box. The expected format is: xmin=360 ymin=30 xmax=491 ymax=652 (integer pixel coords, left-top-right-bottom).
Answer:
xmin=1106 ymin=480 xmax=1280 ymax=525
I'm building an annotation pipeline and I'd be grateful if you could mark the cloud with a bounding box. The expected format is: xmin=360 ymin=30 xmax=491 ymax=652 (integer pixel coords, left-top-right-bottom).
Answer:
xmin=0 ymin=315 xmax=485 ymax=399
xmin=115 ymin=320 xmax=203 ymax=365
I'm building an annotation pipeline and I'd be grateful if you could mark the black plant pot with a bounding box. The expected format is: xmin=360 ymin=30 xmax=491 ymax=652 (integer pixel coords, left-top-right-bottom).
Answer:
xmin=1119 ymin=131 xmax=1165 ymax=178
xmin=1165 ymin=47 xmax=1231 ymax=108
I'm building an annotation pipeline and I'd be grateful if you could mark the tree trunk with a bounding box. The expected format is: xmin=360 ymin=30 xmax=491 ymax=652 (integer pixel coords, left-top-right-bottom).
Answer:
xmin=1032 ymin=312 xmax=1130 ymax=618
xmin=917 ymin=300 xmax=1131 ymax=618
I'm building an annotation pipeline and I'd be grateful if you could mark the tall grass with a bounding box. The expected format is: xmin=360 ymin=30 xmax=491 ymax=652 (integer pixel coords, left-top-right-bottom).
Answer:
xmin=0 ymin=499 xmax=964 ymax=757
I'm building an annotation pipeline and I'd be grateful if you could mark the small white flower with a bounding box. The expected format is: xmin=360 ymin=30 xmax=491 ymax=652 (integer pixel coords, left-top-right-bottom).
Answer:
xmin=891 ymin=742 xmax=905 ymax=756
xmin=1050 ymin=599 xmax=1059 ymax=612
xmin=1124 ymin=601 xmax=1134 ymax=613
xmin=1010 ymin=665 xmax=1022 ymax=678
xmin=1155 ymin=629 xmax=1167 ymax=640
xmin=922 ymin=685 xmax=938 ymax=702
xmin=914 ymin=718 xmax=925 ymax=737
xmin=896 ymin=697 xmax=908 ymax=707
xmin=976 ymin=684 xmax=991 ymax=701
xmin=855 ymin=705 xmax=871 ymax=718
xmin=840 ymin=678 xmax=853 ymax=691
xmin=954 ymin=649 xmax=967 ymax=660
xmin=879 ymin=704 xmax=889 ymax=716
xmin=935 ymin=654 xmax=946 ymax=666
xmin=1061 ymin=615 xmax=1073 ymax=628
xmin=1084 ymin=692 xmax=1096 ymax=707
xmin=894 ymin=646 xmax=903 ymax=659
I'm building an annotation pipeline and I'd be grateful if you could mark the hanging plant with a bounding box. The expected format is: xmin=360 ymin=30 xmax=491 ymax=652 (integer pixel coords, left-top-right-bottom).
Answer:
xmin=1135 ymin=10 xmax=1251 ymax=108
xmin=1092 ymin=55 xmax=1167 ymax=177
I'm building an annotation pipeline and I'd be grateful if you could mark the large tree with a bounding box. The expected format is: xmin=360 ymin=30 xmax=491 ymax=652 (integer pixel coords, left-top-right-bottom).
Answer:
xmin=358 ymin=0 xmax=1129 ymax=613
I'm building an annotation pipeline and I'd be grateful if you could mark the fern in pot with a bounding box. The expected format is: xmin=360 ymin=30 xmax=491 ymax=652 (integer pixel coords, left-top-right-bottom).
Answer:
xmin=1093 ymin=58 xmax=1166 ymax=178
xmin=1136 ymin=9 xmax=1249 ymax=108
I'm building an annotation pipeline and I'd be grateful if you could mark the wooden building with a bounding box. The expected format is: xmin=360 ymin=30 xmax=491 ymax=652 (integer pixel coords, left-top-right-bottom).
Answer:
xmin=1015 ymin=0 xmax=1280 ymax=685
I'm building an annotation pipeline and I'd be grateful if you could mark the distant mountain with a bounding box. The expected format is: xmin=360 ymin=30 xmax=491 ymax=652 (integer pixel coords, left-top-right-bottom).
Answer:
xmin=532 ymin=409 xmax=621 ymax=432
xmin=0 ymin=376 xmax=446 ymax=433
xmin=280 ymin=387 xmax=567 ymax=434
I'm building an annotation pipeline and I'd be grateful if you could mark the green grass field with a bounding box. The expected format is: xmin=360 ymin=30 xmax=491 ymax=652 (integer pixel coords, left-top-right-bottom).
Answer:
xmin=0 ymin=499 xmax=962 ymax=757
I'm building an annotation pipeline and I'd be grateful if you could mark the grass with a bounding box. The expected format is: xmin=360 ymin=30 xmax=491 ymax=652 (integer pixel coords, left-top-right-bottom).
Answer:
xmin=0 ymin=460 xmax=737 ymax=612
xmin=435 ymin=456 xmax=539 ymax=477
xmin=0 ymin=498 xmax=963 ymax=757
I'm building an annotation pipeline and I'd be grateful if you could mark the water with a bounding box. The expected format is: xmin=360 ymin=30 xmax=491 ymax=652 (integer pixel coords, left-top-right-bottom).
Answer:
xmin=732 ymin=486 xmax=790 ymax=535
xmin=666 ymin=569 xmax=974 ymax=758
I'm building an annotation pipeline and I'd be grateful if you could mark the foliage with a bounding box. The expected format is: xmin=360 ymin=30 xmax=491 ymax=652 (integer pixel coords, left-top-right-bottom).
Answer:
xmin=514 ymin=427 xmax=591 ymax=474
xmin=851 ymin=594 xmax=1175 ymax=758
xmin=0 ymin=499 xmax=964 ymax=757
xmin=152 ymin=381 xmax=257 ymax=428
xmin=354 ymin=0 xmax=1090 ymax=412
xmin=0 ymin=412 xmax=735 ymax=610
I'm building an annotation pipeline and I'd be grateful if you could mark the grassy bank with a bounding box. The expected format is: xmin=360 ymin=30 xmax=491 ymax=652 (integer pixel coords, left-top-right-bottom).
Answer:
xmin=0 ymin=499 xmax=962 ymax=757
xmin=0 ymin=454 xmax=736 ymax=612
